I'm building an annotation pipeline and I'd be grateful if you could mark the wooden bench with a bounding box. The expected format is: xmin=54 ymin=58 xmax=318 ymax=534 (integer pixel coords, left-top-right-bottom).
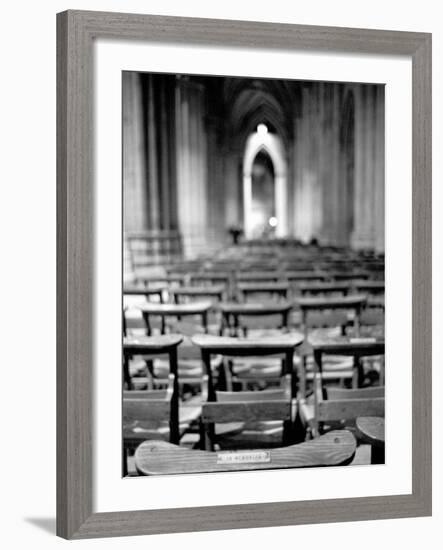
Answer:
xmin=134 ymin=430 xmax=357 ymax=475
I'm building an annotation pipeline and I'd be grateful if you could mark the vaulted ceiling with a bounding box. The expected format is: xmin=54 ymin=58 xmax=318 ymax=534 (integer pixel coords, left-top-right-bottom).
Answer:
xmin=194 ymin=75 xmax=305 ymax=151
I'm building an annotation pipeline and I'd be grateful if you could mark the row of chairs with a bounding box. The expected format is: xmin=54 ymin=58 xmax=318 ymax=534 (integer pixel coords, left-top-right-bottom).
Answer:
xmin=123 ymin=334 xmax=385 ymax=475
xmin=124 ymin=294 xmax=382 ymax=339
xmin=123 ymin=244 xmax=385 ymax=475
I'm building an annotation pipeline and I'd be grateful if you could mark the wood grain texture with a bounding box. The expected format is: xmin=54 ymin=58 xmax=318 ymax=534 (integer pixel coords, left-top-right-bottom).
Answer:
xmin=139 ymin=301 xmax=212 ymax=313
xmin=327 ymin=386 xmax=385 ymax=400
xmin=285 ymin=270 xmax=328 ymax=281
xmin=311 ymin=337 xmax=385 ymax=355
xmin=317 ymin=397 xmax=385 ymax=421
xmin=124 ymin=286 xmax=165 ymax=295
xmin=191 ymin=333 xmax=303 ymax=351
xmin=170 ymin=285 xmax=225 ymax=295
xmin=202 ymin=400 xmax=292 ymax=423
xmin=356 ymin=416 xmax=385 ymax=446
xmin=237 ymin=282 xmax=290 ymax=291
xmin=411 ymin=32 xmax=432 ymax=517
xmin=296 ymin=294 xmax=367 ymax=308
xmin=57 ymin=9 xmax=432 ymax=539
xmin=219 ymin=301 xmax=293 ymax=314
xmin=123 ymin=334 xmax=183 ymax=350
xmin=134 ymin=431 xmax=356 ymax=475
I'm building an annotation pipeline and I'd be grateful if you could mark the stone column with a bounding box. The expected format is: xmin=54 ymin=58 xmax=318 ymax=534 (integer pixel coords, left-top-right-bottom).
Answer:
xmin=224 ymin=150 xmax=241 ymax=228
xmin=175 ymin=78 xmax=208 ymax=258
xmin=293 ymin=84 xmax=316 ymax=243
xmin=352 ymin=84 xmax=383 ymax=250
xmin=319 ymin=83 xmax=341 ymax=245
xmin=352 ymin=85 xmax=369 ymax=248
xmin=159 ymin=78 xmax=170 ymax=231
xmin=206 ymin=116 xmax=225 ymax=248
xmin=146 ymin=75 xmax=160 ymax=233
xmin=374 ymin=86 xmax=385 ymax=252
xmin=122 ymin=72 xmax=148 ymax=233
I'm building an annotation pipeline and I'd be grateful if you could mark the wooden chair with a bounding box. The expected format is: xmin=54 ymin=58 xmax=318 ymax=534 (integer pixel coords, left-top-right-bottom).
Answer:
xmin=169 ymin=285 xmax=225 ymax=333
xmin=123 ymin=374 xmax=207 ymax=476
xmin=134 ymin=430 xmax=357 ymax=475
xmin=356 ymin=416 xmax=385 ymax=464
xmin=201 ymin=375 xmax=294 ymax=450
xmin=236 ymin=282 xmax=290 ymax=302
xmin=188 ymin=272 xmax=232 ymax=292
xmin=296 ymin=294 xmax=368 ymax=338
xmin=123 ymin=374 xmax=174 ymax=476
xmin=235 ymin=271 xmax=282 ymax=283
xmin=151 ymin=342 xmax=223 ymax=394
xmin=311 ymin=337 xmax=385 ymax=389
xmin=138 ymin=301 xmax=212 ymax=335
xmin=297 ymin=281 xmax=350 ymax=297
xmin=219 ymin=301 xmax=293 ymax=337
xmin=299 ymin=379 xmax=385 ymax=439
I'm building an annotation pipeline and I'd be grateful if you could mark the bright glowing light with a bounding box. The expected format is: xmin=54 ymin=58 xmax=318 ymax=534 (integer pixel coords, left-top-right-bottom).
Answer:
xmin=269 ymin=217 xmax=278 ymax=227
xmin=257 ymin=123 xmax=268 ymax=135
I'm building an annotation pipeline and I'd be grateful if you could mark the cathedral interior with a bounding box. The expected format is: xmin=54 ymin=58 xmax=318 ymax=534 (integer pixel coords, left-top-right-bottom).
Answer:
xmin=122 ymin=72 xmax=385 ymax=477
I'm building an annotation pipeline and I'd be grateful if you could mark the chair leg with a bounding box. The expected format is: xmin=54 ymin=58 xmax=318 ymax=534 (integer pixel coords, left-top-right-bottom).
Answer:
xmin=122 ymin=445 xmax=128 ymax=477
xmin=202 ymin=422 xmax=215 ymax=451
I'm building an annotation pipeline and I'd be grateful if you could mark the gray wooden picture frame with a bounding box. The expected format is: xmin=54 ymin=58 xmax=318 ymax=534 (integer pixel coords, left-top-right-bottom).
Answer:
xmin=56 ymin=10 xmax=432 ymax=539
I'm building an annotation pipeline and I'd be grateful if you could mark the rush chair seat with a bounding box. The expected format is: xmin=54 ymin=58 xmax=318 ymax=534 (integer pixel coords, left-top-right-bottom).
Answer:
xmin=134 ymin=430 xmax=357 ymax=475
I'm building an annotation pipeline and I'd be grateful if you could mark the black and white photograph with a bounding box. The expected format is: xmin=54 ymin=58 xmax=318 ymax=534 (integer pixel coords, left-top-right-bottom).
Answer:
xmin=122 ymin=71 xmax=385 ymax=477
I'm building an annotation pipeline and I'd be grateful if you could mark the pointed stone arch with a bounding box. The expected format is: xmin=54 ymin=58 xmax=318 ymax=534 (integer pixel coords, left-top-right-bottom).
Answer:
xmin=243 ymin=130 xmax=288 ymax=238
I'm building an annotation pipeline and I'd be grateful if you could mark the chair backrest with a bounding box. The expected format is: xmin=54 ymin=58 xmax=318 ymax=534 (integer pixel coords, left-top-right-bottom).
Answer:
xmin=316 ymin=384 xmax=385 ymax=424
xmin=123 ymin=374 xmax=174 ymax=426
xmin=201 ymin=375 xmax=292 ymax=448
xmin=325 ymin=386 xmax=385 ymax=400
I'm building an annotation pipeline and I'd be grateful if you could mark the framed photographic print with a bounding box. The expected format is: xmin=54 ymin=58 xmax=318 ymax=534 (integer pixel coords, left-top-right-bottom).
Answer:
xmin=57 ymin=10 xmax=432 ymax=539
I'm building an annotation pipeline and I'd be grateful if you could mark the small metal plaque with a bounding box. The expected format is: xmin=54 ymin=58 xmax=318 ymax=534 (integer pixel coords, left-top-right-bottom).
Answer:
xmin=349 ymin=337 xmax=377 ymax=344
xmin=216 ymin=451 xmax=271 ymax=464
